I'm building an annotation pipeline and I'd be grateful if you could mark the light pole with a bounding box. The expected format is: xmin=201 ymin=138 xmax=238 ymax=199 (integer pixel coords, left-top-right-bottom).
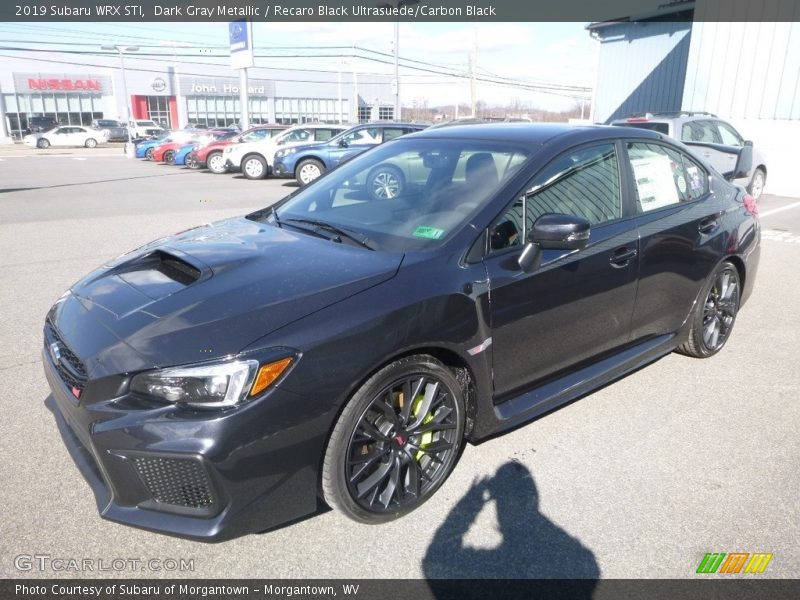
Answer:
xmin=379 ymin=0 xmax=419 ymax=121
xmin=102 ymin=44 xmax=139 ymax=156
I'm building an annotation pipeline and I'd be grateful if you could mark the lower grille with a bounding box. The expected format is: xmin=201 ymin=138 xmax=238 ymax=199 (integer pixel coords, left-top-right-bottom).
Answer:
xmin=132 ymin=456 xmax=215 ymax=509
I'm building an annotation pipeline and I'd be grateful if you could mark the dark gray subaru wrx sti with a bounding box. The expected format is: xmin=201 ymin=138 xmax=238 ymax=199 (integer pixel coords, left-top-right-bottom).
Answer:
xmin=44 ymin=124 xmax=760 ymax=540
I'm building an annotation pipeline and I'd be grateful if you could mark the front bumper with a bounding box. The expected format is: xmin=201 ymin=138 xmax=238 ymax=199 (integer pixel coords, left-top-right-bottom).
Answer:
xmin=223 ymin=159 xmax=240 ymax=172
xmin=43 ymin=335 xmax=325 ymax=542
xmin=271 ymin=158 xmax=290 ymax=177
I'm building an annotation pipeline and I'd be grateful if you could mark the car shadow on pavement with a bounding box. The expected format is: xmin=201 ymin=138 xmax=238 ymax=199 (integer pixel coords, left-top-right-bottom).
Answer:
xmin=423 ymin=460 xmax=599 ymax=596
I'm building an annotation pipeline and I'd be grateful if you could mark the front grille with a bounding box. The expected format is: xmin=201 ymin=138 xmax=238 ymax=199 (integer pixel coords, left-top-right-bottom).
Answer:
xmin=132 ymin=456 xmax=215 ymax=509
xmin=45 ymin=322 xmax=88 ymax=393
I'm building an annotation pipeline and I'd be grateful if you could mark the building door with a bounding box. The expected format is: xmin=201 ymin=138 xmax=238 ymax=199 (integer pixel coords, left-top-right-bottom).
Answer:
xmin=147 ymin=96 xmax=172 ymax=128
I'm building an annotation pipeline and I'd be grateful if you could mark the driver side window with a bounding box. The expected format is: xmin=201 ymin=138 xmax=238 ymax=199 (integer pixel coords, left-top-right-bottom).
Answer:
xmin=488 ymin=143 xmax=621 ymax=252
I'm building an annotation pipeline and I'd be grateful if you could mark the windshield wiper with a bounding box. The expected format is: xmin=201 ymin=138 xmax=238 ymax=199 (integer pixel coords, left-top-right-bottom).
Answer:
xmin=282 ymin=218 xmax=374 ymax=250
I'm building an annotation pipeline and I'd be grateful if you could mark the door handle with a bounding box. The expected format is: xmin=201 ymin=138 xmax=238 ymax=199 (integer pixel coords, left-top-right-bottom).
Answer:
xmin=698 ymin=217 xmax=719 ymax=234
xmin=609 ymin=247 xmax=637 ymax=268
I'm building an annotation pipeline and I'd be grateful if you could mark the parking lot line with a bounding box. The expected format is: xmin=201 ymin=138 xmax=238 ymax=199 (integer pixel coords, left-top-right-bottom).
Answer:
xmin=760 ymin=200 xmax=800 ymax=218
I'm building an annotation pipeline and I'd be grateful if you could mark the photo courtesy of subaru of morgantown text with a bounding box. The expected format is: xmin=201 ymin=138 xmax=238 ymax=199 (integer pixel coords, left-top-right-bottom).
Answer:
xmin=43 ymin=123 xmax=760 ymax=540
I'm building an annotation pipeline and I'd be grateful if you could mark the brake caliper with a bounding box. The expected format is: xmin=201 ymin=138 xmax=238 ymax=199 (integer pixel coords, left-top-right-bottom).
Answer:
xmin=411 ymin=394 xmax=435 ymax=461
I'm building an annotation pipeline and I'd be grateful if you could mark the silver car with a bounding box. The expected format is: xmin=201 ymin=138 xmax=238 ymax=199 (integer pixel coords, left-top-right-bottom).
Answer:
xmin=610 ymin=111 xmax=767 ymax=200
xmin=91 ymin=119 xmax=128 ymax=142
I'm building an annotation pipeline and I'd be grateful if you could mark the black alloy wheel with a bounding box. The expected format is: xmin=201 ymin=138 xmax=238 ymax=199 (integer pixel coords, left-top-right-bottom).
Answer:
xmin=678 ymin=261 xmax=741 ymax=358
xmin=322 ymin=355 xmax=465 ymax=523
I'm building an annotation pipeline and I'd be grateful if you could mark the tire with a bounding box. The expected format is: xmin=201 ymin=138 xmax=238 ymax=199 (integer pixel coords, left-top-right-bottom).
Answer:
xmin=37 ymin=138 xmax=49 ymax=149
xmin=84 ymin=138 xmax=97 ymax=148
xmin=185 ymin=154 xmax=200 ymax=169
xmin=296 ymin=158 xmax=325 ymax=185
xmin=207 ymin=151 xmax=227 ymax=174
xmin=145 ymin=147 xmax=154 ymax=160
xmin=367 ymin=165 xmax=405 ymax=200
xmin=677 ymin=261 xmax=741 ymax=358
xmin=242 ymin=154 xmax=267 ymax=179
xmin=163 ymin=150 xmax=175 ymax=165
xmin=321 ymin=354 xmax=465 ymax=524
xmin=747 ymin=168 xmax=766 ymax=201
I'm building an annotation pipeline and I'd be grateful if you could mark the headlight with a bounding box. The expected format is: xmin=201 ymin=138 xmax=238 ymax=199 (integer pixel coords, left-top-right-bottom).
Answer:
xmin=223 ymin=147 xmax=233 ymax=154
xmin=276 ymin=148 xmax=296 ymax=158
xmin=130 ymin=357 xmax=293 ymax=408
xmin=193 ymin=145 xmax=200 ymax=151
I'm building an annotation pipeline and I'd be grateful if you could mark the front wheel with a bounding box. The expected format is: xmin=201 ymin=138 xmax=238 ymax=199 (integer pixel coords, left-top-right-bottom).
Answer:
xmin=296 ymin=158 xmax=325 ymax=185
xmin=145 ymin=147 xmax=154 ymax=160
xmin=186 ymin=153 xmax=200 ymax=169
xmin=37 ymin=138 xmax=50 ymax=149
xmin=321 ymin=355 xmax=465 ymax=524
xmin=242 ymin=155 xmax=267 ymax=179
xmin=85 ymin=138 xmax=97 ymax=148
xmin=748 ymin=168 xmax=766 ymax=201
xmin=677 ymin=261 xmax=741 ymax=358
xmin=207 ymin=151 xmax=226 ymax=174
xmin=163 ymin=150 xmax=175 ymax=165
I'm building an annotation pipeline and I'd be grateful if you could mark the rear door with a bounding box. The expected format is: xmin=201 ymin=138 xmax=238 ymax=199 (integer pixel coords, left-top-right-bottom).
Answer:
xmin=484 ymin=141 xmax=640 ymax=398
xmin=623 ymin=140 xmax=726 ymax=341
xmin=680 ymin=119 xmax=739 ymax=177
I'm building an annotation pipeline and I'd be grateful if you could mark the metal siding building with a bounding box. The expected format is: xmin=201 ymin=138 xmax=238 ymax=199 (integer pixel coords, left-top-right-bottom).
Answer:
xmin=589 ymin=0 xmax=800 ymax=195
xmin=592 ymin=20 xmax=692 ymax=123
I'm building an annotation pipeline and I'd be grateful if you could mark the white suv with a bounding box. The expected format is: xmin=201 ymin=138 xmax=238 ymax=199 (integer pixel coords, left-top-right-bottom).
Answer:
xmin=129 ymin=120 xmax=165 ymax=139
xmin=223 ymin=123 xmax=349 ymax=179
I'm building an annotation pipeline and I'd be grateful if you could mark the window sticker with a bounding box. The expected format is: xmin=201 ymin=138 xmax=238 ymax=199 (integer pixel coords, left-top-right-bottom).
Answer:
xmin=630 ymin=154 xmax=681 ymax=211
xmin=686 ymin=165 xmax=703 ymax=193
xmin=677 ymin=174 xmax=687 ymax=194
xmin=412 ymin=226 xmax=445 ymax=240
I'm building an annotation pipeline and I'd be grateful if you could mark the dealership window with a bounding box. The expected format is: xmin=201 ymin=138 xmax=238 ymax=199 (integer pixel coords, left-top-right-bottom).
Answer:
xmin=2 ymin=92 xmax=103 ymax=139
xmin=358 ymin=106 xmax=371 ymax=123
xmin=146 ymin=96 xmax=172 ymax=128
xmin=378 ymin=106 xmax=394 ymax=121
xmin=274 ymin=97 xmax=347 ymax=125
xmin=185 ymin=96 xmax=273 ymax=127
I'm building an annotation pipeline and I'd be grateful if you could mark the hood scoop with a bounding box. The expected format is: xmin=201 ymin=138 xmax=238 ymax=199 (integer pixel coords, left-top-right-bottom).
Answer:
xmin=115 ymin=250 xmax=205 ymax=299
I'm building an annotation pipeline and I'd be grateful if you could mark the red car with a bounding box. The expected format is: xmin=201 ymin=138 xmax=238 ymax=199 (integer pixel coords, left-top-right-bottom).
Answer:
xmin=150 ymin=129 xmax=231 ymax=164
xmin=190 ymin=125 xmax=287 ymax=173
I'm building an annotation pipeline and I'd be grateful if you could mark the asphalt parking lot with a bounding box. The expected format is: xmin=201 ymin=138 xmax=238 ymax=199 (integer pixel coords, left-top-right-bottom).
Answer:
xmin=0 ymin=153 xmax=798 ymax=579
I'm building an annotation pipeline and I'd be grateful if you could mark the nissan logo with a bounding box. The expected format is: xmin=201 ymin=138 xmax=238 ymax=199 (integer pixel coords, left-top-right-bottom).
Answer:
xmin=151 ymin=77 xmax=167 ymax=93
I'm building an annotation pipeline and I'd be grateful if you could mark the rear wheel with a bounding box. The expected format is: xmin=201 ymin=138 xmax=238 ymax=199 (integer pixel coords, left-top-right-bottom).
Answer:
xmin=677 ymin=261 xmax=741 ymax=358
xmin=242 ymin=154 xmax=267 ymax=179
xmin=321 ymin=355 xmax=465 ymax=524
xmin=207 ymin=151 xmax=226 ymax=174
xmin=84 ymin=138 xmax=97 ymax=148
xmin=296 ymin=158 xmax=325 ymax=185
xmin=748 ymin=168 xmax=766 ymax=201
xmin=145 ymin=147 xmax=154 ymax=160
xmin=185 ymin=154 xmax=200 ymax=169
xmin=37 ymin=138 xmax=50 ymax=149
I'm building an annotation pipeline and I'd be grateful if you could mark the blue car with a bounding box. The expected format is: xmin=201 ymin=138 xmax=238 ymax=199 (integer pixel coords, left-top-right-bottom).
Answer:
xmin=272 ymin=123 xmax=426 ymax=185
xmin=134 ymin=132 xmax=170 ymax=159
xmin=173 ymin=143 xmax=195 ymax=166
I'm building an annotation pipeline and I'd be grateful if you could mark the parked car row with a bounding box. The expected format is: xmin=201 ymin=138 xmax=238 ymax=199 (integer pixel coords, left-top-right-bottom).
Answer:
xmin=134 ymin=121 xmax=429 ymax=188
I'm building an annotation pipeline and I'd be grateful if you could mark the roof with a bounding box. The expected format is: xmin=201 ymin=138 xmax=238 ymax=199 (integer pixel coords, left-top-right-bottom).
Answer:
xmin=410 ymin=122 xmax=663 ymax=145
xmin=587 ymin=1 xmax=695 ymax=32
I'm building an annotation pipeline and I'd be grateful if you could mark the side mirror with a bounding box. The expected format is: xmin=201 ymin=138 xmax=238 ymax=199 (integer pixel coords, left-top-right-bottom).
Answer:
xmin=518 ymin=213 xmax=591 ymax=272
xmin=723 ymin=144 xmax=753 ymax=181
xmin=338 ymin=139 xmax=349 ymax=148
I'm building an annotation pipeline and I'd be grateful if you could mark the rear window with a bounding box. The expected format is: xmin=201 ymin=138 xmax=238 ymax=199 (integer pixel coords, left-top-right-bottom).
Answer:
xmin=616 ymin=122 xmax=669 ymax=135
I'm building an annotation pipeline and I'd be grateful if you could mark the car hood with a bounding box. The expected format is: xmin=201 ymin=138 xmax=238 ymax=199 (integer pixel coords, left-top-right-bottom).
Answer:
xmin=51 ymin=217 xmax=403 ymax=376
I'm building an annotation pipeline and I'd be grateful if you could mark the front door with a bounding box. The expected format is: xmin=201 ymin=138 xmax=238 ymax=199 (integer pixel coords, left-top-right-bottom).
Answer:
xmin=484 ymin=142 xmax=639 ymax=399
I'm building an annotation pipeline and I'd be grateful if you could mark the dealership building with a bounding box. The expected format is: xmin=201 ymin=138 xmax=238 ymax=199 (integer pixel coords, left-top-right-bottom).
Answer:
xmin=0 ymin=50 xmax=395 ymax=140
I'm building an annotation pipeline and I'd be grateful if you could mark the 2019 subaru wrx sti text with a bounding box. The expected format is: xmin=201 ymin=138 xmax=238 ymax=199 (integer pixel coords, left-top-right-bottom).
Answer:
xmin=43 ymin=124 xmax=760 ymax=541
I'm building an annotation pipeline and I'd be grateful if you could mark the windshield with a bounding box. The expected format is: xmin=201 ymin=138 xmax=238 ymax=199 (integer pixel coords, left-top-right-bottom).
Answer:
xmin=138 ymin=121 xmax=158 ymax=127
xmin=249 ymin=138 xmax=532 ymax=252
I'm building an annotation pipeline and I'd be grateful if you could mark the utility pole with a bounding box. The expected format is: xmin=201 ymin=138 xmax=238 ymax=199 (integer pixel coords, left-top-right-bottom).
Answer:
xmin=470 ymin=27 xmax=478 ymax=118
xmin=393 ymin=21 xmax=400 ymax=121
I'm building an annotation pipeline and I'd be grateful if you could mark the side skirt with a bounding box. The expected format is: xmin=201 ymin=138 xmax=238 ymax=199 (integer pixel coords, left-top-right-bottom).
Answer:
xmin=483 ymin=334 xmax=676 ymax=438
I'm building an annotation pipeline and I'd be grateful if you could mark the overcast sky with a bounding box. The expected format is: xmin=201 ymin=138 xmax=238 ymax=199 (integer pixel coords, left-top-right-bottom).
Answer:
xmin=0 ymin=21 xmax=598 ymax=110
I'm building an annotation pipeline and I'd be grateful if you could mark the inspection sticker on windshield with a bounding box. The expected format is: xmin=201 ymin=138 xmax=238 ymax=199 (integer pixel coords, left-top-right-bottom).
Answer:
xmin=412 ymin=226 xmax=445 ymax=240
